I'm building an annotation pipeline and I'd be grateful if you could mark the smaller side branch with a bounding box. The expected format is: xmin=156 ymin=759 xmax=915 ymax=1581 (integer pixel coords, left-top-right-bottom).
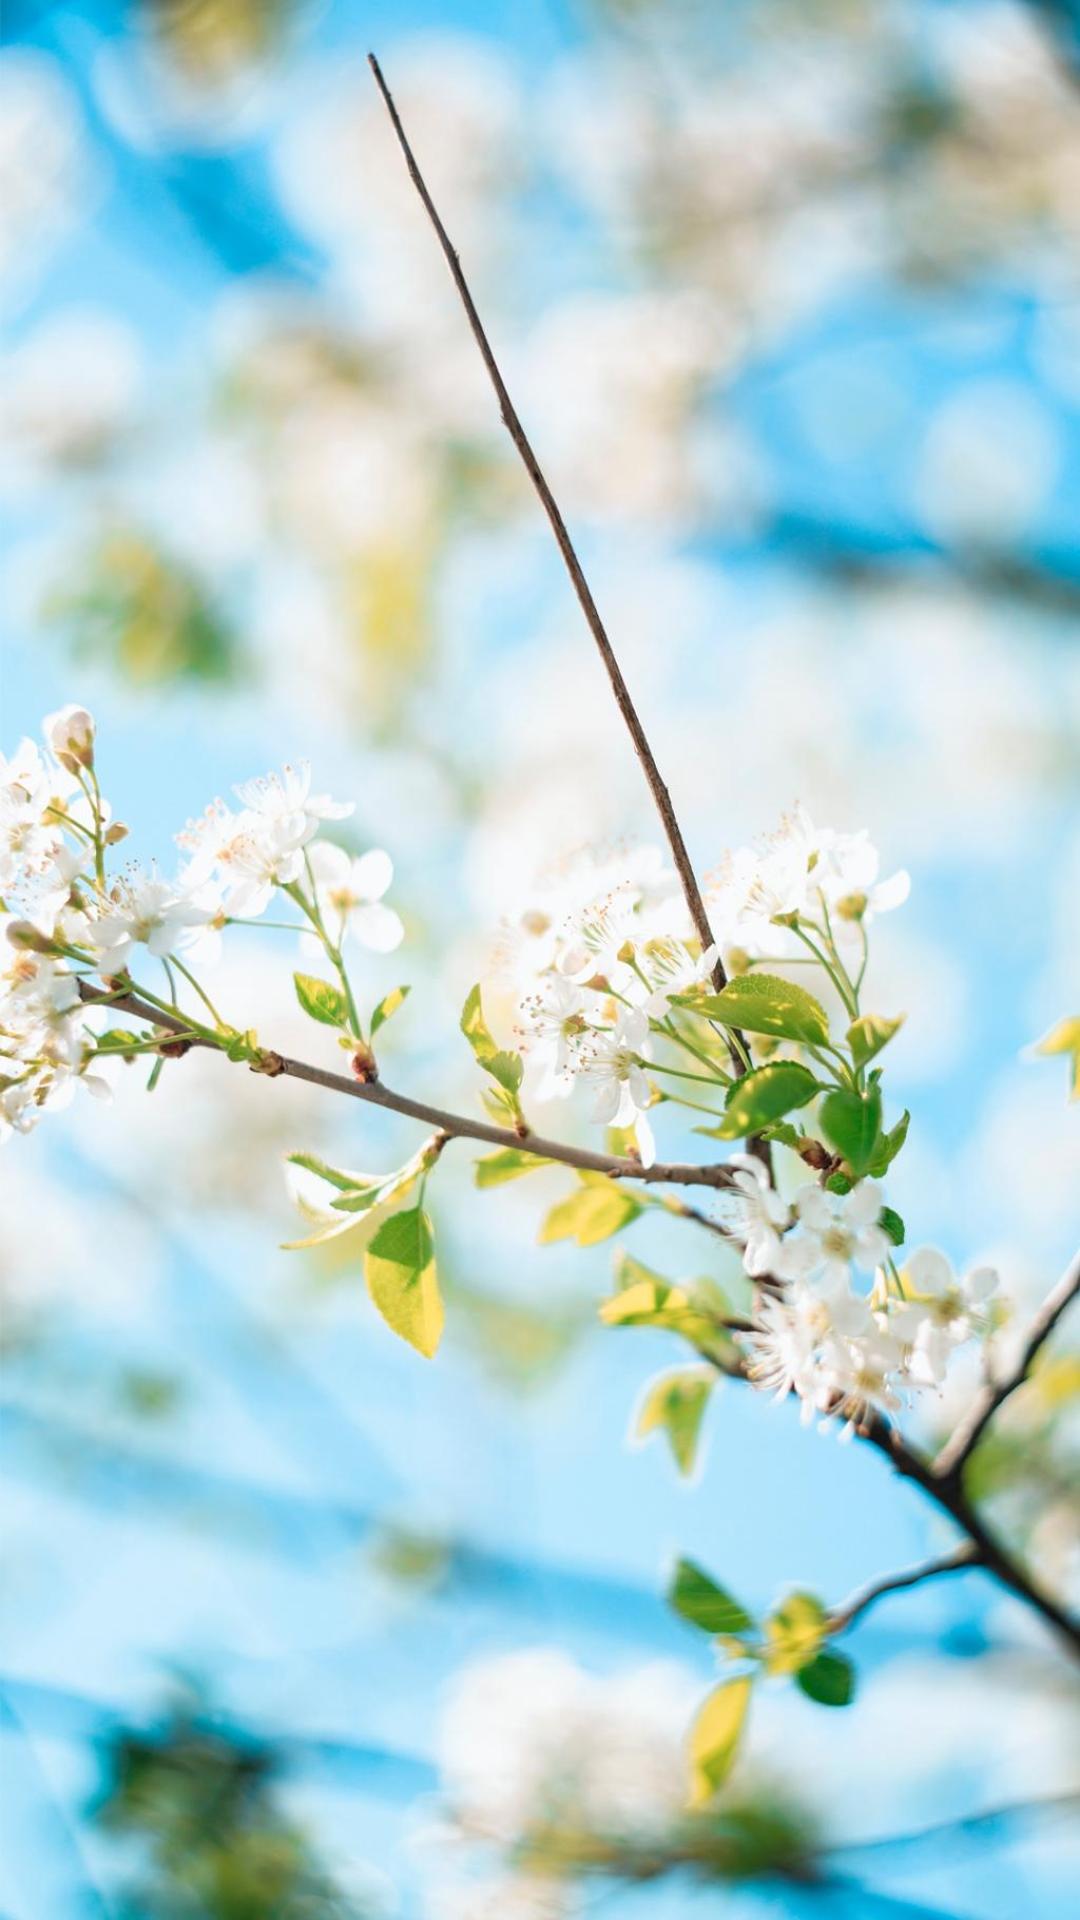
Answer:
xmin=828 ymin=1544 xmax=977 ymax=1635
xmin=933 ymin=1248 xmax=1080 ymax=1483
xmin=365 ymin=52 xmax=763 ymax=1109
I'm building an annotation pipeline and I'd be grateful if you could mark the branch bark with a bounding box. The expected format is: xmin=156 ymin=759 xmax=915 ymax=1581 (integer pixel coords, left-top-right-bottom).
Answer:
xmin=827 ymin=1544 xmax=977 ymax=1635
xmin=932 ymin=1248 xmax=1080 ymax=1483
xmin=365 ymin=52 xmax=761 ymax=1103
xmin=78 ymin=981 xmax=742 ymax=1199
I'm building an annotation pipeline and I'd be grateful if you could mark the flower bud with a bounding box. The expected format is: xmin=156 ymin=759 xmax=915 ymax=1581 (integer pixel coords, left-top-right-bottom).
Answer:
xmin=835 ymin=891 xmax=868 ymax=921
xmin=43 ymin=704 xmax=95 ymax=771
xmin=5 ymin=919 xmax=57 ymax=954
xmin=103 ymin=821 xmax=129 ymax=846
xmin=726 ymin=946 xmax=751 ymax=976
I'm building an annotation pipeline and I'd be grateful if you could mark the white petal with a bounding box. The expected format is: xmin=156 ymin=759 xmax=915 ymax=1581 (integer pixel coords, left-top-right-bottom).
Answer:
xmin=871 ymin=869 xmax=911 ymax=913
xmin=795 ymin=1184 xmax=831 ymax=1230
xmin=906 ymin=1247 xmax=952 ymax=1295
xmin=591 ymin=1078 xmax=622 ymax=1124
xmin=307 ymin=839 xmax=350 ymax=885
xmin=351 ymin=902 xmax=404 ymax=954
xmin=844 ymin=1178 xmax=884 ymax=1228
xmin=351 ymin=848 xmax=393 ymax=901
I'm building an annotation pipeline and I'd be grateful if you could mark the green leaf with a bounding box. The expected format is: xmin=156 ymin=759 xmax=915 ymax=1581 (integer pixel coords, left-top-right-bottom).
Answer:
xmin=539 ymin=1181 xmax=642 ymax=1248
xmin=370 ymin=984 xmax=410 ymax=1036
xmin=819 ymin=1086 xmax=882 ymax=1178
xmin=688 ymin=1677 xmax=752 ymax=1807
xmin=636 ymin=1369 xmax=714 ymax=1475
xmin=283 ymin=1141 xmax=435 ymax=1248
xmin=868 ymin=1107 xmax=909 ymax=1177
xmin=474 ymin=1147 xmax=552 ymax=1188
xmin=847 ymin=1012 xmax=905 ymax=1069
xmin=94 ymin=1028 xmax=141 ymax=1055
xmin=287 ymin=1151 xmax=367 ymax=1193
xmin=796 ymin=1649 xmax=856 ymax=1708
xmin=879 ymin=1205 xmax=905 ymax=1248
xmin=363 ymin=1206 xmax=443 ymax=1358
xmin=716 ymin=1061 xmax=820 ymax=1139
xmin=681 ymin=974 xmax=829 ymax=1047
xmin=294 ymin=971 xmax=351 ymax=1031
xmin=461 ymin=983 xmax=523 ymax=1094
xmin=763 ymin=1591 xmax=828 ymax=1675
xmin=669 ymin=1557 xmax=755 ymax=1635
xmin=1033 ymin=1015 xmax=1080 ymax=1101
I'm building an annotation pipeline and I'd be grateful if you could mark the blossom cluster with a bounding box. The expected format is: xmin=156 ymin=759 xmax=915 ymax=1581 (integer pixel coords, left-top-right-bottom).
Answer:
xmin=733 ymin=1154 xmax=1000 ymax=1433
xmin=1 ymin=706 xmax=402 ymax=1140
xmin=499 ymin=806 xmax=907 ymax=1161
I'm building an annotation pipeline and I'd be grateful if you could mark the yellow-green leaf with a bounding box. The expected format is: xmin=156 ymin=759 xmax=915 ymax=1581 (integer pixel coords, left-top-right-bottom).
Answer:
xmin=370 ymin=984 xmax=410 ymax=1036
xmin=847 ymin=1012 xmax=905 ymax=1069
xmin=364 ymin=1206 xmax=443 ymax=1358
xmin=764 ymin=1590 xmax=828 ymax=1675
xmin=688 ymin=1677 xmax=752 ymax=1808
xmin=474 ymin=1147 xmax=552 ymax=1188
xmin=539 ymin=1182 xmax=642 ymax=1247
xmin=1033 ymin=1016 xmax=1080 ymax=1101
xmin=461 ymin=983 xmax=523 ymax=1095
xmin=293 ymin=971 xmax=351 ymax=1031
xmin=635 ymin=1368 xmax=714 ymax=1475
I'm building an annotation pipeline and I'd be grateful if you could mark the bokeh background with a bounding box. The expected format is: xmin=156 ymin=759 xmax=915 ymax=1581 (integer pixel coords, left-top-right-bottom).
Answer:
xmin=2 ymin=1 xmax=1079 ymax=1915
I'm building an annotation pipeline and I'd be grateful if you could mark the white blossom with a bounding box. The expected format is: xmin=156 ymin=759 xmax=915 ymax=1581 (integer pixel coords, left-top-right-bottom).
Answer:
xmin=893 ymin=1248 xmax=1000 ymax=1385
xmin=302 ymin=840 xmax=403 ymax=953
xmin=727 ymin=1151 xmax=791 ymax=1278
xmin=89 ymin=873 xmax=215 ymax=971
xmin=783 ymin=1179 xmax=892 ymax=1287
xmin=517 ymin=973 xmax=586 ymax=1098
xmin=578 ymin=1007 xmax=651 ymax=1127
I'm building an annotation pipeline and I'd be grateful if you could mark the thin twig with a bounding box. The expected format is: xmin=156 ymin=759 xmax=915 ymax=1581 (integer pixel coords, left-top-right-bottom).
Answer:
xmin=365 ymin=53 xmax=760 ymax=1107
xmin=77 ymin=982 xmax=742 ymax=1196
xmin=828 ymin=1544 xmax=977 ymax=1634
xmin=933 ymin=1248 xmax=1080 ymax=1483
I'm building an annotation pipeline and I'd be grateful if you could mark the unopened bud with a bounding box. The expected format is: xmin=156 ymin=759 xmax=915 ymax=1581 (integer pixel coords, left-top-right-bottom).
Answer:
xmin=5 ymin=919 xmax=56 ymax=954
xmin=43 ymin=704 xmax=96 ymax=772
xmin=104 ymin=821 xmax=129 ymax=846
xmin=351 ymin=1044 xmax=378 ymax=1084
xmin=835 ymin=891 xmax=867 ymax=922
xmin=585 ymin=973 xmax=609 ymax=993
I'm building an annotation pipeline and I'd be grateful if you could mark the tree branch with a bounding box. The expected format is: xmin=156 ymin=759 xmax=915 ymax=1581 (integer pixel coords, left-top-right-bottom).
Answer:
xmin=827 ymin=1544 xmax=977 ymax=1635
xmin=365 ymin=52 xmax=760 ymax=1102
xmin=78 ymin=982 xmax=742 ymax=1199
xmin=856 ymin=1411 xmax=1080 ymax=1657
xmin=705 ymin=1330 xmax=1080 ymax=1656
xmin=932 ymin=1248 xmax=1080 ymax=1484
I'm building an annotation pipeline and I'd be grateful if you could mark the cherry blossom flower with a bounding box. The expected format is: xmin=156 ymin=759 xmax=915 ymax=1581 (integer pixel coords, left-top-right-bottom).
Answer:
xmin=303 ymin=840 xmax=403 ymax=953
xmin=517 ymin=972 xmax=587 ymax=1097
xmin=785 ymin=1179 xmax=892 ymax=1286
xmin=893 ymin=1248 xmax=1000 ymax=1385
xmin=727 ymin=1151 xmax=792 ymax=1277
xmin=232 ymin=759 xmax=353 ymax=835
xmin=578 ymin=1007 xmax=651 ymax=1127
xmin=89 ymin=873 xmax=215 ymax=971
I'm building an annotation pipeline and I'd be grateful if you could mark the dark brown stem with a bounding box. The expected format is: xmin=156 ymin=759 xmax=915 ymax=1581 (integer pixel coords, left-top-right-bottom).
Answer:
xmin=827 ymin=1544 xmax=977 ymax=1634
xmin=933 ymin=1248 xmax=1080 ymax=1482
xmin=856 ymin=1411 xmax=1080 ymax=1656
xmin=365 ymin=52 xmax=761 ymax=1107
xmin=77 ymin=981 xmax=742 ymax=1197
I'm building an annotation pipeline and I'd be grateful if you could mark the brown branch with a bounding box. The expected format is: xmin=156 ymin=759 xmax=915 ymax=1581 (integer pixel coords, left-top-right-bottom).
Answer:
xmin=706 ymin=1329 xmax=1080 ymax=1657
xmin=827 ymin=1544 xmax=977 ymax=1635
xmin=78 ymin=982 xmax=742 ymax=1198
xmin=932 ymin=1248 xmax=1080 ymax=1484
xmin=365 ymin=52 xmax=760 ymax=1104
xmin=856 ymin=1411 xmax=1080 ymax=1657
